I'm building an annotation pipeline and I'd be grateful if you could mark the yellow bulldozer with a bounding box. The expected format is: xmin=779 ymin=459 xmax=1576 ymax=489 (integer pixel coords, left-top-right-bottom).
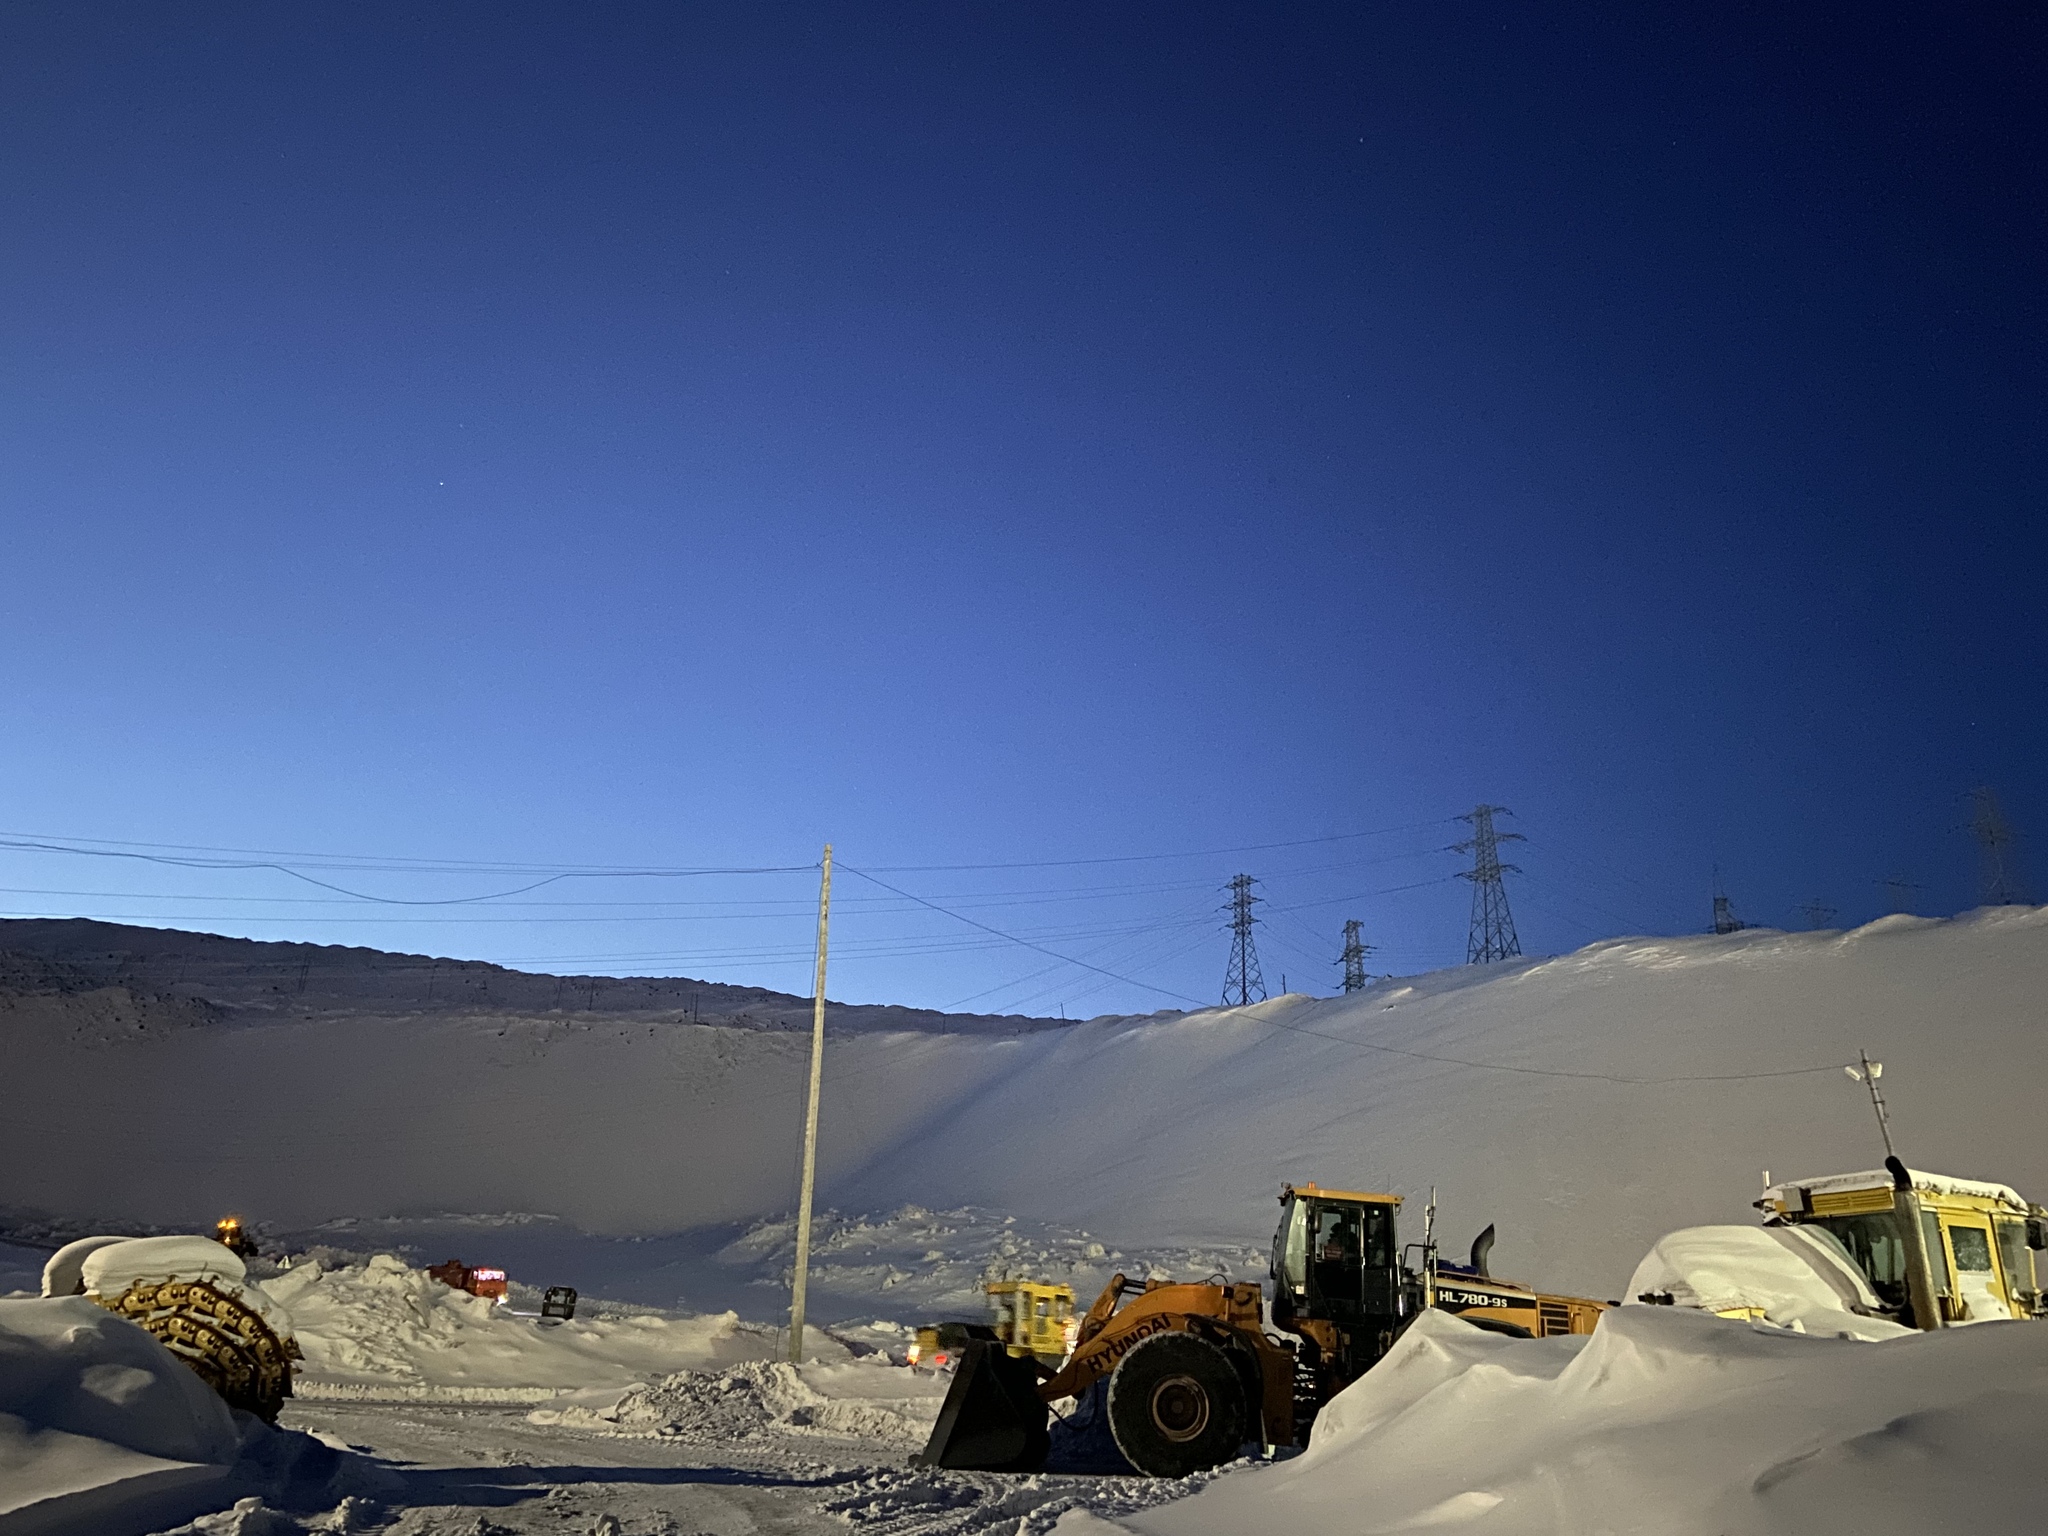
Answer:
xmin=916 ymin=1181 xmax=1606 ymax=1477
xmin=912 ymin=1279 xmax=1079 ymax=1372
xmin=1758 ymin=1156 xmax=2048 ymax=1327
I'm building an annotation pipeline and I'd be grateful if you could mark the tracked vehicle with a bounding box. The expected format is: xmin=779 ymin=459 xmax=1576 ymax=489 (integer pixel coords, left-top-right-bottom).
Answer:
xmin=916 ymin=1181 xmax=1606 ymax=1476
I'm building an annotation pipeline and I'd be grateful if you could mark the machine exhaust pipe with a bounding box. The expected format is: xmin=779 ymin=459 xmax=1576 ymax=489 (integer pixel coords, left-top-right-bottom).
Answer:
xmin=1469 ymin=1224 xmax=1496 ymax=1278
xmin=1887 ymin=1155 xmax=1945 ymax=1330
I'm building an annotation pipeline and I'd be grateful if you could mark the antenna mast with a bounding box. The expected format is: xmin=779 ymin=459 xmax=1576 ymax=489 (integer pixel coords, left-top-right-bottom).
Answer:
xmin=1845 ymin=1050 xmax=1896 ymax=1161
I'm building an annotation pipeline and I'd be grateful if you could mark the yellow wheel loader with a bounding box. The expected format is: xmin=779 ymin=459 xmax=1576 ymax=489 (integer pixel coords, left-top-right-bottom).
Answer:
xmin=915 ymin=1182 xmax=1606 ymax=1477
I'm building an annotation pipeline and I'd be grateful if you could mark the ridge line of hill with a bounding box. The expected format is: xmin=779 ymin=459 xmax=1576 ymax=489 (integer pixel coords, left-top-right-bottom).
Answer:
xmin=0 ymin=917 xmax=1101 ymax=1036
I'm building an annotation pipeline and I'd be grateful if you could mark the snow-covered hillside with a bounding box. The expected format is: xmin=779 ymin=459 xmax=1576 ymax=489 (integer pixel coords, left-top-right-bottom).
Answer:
xmin=7 ymin=907 xmax=2046 ymax=1308
xmin=842 ymin=907 xmax=2048 ymax=1297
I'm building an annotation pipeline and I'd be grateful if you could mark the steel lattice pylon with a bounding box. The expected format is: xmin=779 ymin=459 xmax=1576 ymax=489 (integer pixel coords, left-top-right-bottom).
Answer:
xmin=1711 ymin=868 xmax=1745 ymax=935
xmin=1454 ymin=805 xmax=1523 ymax=964
xmin=1971 ymin=787 xmax=2028 ymax=906
xmin=1222 ymin=873 xmax=1268 ymax=1006
xmin=1338 ymin=919 xmax=1371 ymax=993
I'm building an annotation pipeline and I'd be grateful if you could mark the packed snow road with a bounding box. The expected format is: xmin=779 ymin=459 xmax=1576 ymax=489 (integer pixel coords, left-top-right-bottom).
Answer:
xmin=275 ymin=1387 xmax=1216 ymax=1536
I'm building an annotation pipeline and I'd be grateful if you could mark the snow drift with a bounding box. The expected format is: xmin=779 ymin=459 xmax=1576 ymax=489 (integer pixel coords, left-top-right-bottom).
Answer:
xmin=266 ymin=1252 xmax=778 ymax=1394
xmin=1061 ymin=1305 xmax=2048 ymax=1536
xmin=0 ymin=1296 xmax=242 ymax=1535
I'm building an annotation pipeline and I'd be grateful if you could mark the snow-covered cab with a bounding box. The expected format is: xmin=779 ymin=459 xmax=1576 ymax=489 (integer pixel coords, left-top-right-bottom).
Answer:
xmin=1760 ymin=1168 xmax=2048 ymax=1325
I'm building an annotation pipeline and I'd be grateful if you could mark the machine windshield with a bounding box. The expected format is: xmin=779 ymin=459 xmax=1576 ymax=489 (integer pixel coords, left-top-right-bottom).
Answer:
xmin=1273 ymin=1194 xmax=1309 ymax=1293
xmin=1813 ymin=1210 xmax=1953 ymax=1312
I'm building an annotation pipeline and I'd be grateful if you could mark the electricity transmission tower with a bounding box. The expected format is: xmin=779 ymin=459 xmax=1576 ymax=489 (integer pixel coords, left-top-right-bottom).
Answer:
xmin=1222 ymin=873 xmax=1268 ymax=1007
xmin=1338 ymin=920 xmax=1372 ymax=993
xmin=1970 ymin=788 xmax=2028 ymax=905
xmin=1800 ymin=898 xmax=1837 ymax=930
xmin=1710 ymin=870 xmax=1745 ymax=935
xmin=1454 ymin=805 xmax=1523 ymax=963
xmin=1878 ymin=873 xmax=1921 ymax=914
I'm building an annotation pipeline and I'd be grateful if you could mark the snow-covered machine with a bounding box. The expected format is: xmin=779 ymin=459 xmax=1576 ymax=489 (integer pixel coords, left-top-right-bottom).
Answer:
xmin=915 ymin=1180 xmax=1607 ymax=1477
xmin=1758 ymin=1159 xmax=2048 ymax=1327
xmin=41 ymin=1233 xmax=302 ymax=1422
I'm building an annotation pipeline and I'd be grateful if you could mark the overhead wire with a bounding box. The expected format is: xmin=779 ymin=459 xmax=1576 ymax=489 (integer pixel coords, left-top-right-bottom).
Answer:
xmin=837 ymin=863 xmax=1211 ymax=1008
xmin=0 ymin=837 xmax=812 ymax=905
xmin=856 ymin=818 xmax=1460 ymax=872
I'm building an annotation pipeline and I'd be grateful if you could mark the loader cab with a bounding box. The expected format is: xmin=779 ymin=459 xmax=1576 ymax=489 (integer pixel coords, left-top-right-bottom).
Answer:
xmin=1271 ymin=1183 xmax=1402 ymax=1372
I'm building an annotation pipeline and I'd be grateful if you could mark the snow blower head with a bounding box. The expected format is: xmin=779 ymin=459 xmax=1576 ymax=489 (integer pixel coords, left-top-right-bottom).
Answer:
xmin=912 ymin=1331 xmax=1050 ymax=1472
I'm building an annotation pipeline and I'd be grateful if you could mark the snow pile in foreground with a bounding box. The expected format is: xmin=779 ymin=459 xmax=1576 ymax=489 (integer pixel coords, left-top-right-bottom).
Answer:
xmin=1064 ymin=1307 xmax=2048 ymax=1536
xmin=0 ymin=1297 xmax=357 ymax=1536
xmin=265 ymin=1253 xmax=791 ymax=1397
xmin=0 ymin=1295 xmax=239 ymax=1532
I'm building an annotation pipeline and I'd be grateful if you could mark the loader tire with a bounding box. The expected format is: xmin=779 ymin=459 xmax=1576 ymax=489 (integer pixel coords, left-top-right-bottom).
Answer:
xmin=1106 ymin=1331 xmax=1247 ymax=1478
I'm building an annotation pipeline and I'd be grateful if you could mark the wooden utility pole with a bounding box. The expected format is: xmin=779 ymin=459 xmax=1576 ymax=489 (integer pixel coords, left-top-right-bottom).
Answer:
xmin=788 ymin=844 xmax=833 ymax=1363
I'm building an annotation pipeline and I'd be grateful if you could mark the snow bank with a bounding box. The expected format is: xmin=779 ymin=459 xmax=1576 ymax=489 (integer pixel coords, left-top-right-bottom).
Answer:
xmin=0 ymin=1295 xmax=239 ymax=1535
xmin=1072 ymin=1306 xmax=2048 ymax=1536
xmin=266 ymin=1253 xmax=791 ymax=1395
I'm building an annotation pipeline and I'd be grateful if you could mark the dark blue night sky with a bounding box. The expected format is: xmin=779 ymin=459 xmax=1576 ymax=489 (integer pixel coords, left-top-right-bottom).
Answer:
xmin=2 ymin=4 xmax=2041 ymax=1010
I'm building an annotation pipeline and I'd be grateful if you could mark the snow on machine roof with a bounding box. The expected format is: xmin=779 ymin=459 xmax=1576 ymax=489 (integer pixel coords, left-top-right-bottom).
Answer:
xmin=1760 ymin=1168 xmax=2033 ymax=1216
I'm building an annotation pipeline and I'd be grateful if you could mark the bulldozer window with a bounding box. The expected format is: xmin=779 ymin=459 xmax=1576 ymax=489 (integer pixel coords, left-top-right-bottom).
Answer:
xmin=1996 ymin=1219 xmax=2032 ymax=1298
xmin=1813 ymin=1211 xmax=1952 ymax=1312
xmin=1949 ymin=1226 xmax=1993 ymax=1273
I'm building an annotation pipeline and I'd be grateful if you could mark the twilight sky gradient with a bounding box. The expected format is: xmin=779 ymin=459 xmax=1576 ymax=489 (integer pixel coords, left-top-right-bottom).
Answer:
xmin=2 ymin=4 xmax=2042 ymax=1013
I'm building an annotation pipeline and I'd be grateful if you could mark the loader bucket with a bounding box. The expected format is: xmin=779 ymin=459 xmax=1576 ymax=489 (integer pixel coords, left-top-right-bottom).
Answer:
xmin=913 ymin=1338 xmax=1050 ymax=1471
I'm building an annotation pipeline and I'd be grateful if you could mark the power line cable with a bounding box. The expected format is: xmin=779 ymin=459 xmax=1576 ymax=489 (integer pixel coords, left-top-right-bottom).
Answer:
xmin=858 ymin=819 xmax=1459 ymax=872
xmin=0 ymin=838 xmax=811 ymax=905
xmin=837 ymin=864 xmax=1211 ymax=1007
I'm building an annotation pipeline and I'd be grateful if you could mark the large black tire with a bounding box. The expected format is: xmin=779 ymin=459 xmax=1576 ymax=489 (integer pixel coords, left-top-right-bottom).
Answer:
xmin=1105 ymin=1331 xmax=1247 ymax=1478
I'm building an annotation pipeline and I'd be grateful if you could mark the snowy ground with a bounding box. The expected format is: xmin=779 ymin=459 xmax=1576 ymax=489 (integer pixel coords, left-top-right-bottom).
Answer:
xmin=250 ymin=1252 xmax=1225 ymax=1536
xmin=5 ymin=1248 xmax=1225 ymax=1536
xmin=274 ymin=1390 xmax=1219 ymax=1536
